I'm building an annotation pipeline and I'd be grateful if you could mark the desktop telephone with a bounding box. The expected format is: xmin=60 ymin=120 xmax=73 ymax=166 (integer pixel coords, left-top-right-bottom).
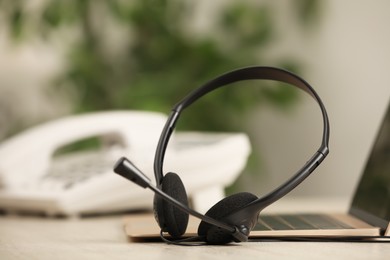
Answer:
xmin=0 ymin=110 xmax=251 ymax=216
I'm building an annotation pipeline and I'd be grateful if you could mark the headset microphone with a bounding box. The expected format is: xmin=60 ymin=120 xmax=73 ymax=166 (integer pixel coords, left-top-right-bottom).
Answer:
xmin=113 ymin=66 xmax=330 ymax=245
xmin=114 ymin=157 xmax=249 ymax=243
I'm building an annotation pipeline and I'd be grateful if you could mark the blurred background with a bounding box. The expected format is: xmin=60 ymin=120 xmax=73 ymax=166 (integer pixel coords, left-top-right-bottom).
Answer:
xmin=0 ymin=0 xmax=389 ymax=202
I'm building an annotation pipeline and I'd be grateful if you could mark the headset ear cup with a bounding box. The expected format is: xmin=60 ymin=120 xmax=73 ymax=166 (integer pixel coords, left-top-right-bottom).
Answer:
xmin=197 ymin=192 xmax=258 ymax=244
xmin=153 ymin=172 xmax=189 ymax=238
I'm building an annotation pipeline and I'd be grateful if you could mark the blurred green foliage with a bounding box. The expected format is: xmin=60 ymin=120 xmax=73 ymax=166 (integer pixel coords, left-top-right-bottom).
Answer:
xmin=0 ymin=0 xmax=320 ymax=132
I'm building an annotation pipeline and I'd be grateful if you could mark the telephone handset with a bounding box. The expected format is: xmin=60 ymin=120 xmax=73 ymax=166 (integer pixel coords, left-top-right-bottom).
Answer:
xmin=0 ymin=111 xmax=251 ymax=216
xmin=0 ymin=111 xmax=166 ymax=188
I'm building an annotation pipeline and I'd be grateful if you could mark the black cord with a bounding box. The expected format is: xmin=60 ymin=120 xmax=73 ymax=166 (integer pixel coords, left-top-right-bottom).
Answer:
xmin=159 ymin=230 xmax=207 ymax=246
xmin=159 ymin=228 xmax=390 ymax=245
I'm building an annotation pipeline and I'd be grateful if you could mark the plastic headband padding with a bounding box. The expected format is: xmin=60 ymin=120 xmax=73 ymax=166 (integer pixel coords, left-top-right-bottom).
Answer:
xmin=154 ymin=66 xmax=329 ymax=211
xmin=176 ymin=66 xmax=317 ymax=111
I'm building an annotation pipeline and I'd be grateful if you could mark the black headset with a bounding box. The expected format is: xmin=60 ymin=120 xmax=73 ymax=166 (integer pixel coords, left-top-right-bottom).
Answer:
xmin=114 ymin=66 xmax=330 ymax=245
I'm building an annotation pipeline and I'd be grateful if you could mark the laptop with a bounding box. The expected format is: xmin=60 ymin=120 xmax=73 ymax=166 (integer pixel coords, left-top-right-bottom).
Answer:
xmin=124 ymin=100 xmax=390 ymax=240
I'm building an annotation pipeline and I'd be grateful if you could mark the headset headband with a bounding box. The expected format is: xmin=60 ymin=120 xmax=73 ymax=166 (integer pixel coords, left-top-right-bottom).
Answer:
xmin=154 ymin=67 xmax=330 ymax=196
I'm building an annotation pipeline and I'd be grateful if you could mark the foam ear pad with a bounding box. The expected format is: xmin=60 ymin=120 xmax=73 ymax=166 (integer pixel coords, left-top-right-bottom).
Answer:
xmin=153 ymin=172 xmax=189 ymax=238
xmin=197 ymin=192 xmax=258 ymax=244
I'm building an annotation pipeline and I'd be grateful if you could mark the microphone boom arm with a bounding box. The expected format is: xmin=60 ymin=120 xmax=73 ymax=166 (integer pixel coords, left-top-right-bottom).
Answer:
xmin=114 ymin=157 xmax=237 ymax=234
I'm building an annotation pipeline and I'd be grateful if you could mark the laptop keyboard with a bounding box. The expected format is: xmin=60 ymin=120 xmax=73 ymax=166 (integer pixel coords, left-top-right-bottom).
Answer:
xmin=256 ymin=214 xmax=353 ymax=231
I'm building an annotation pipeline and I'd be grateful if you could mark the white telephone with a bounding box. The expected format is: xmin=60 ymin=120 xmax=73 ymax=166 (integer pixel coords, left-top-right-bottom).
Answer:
xmin=0 ymin=111 xmax=251 ymax=216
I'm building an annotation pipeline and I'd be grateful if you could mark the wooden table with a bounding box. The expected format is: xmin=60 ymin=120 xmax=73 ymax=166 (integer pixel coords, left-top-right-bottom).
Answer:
xmin=0 ymin=197 xmax=389 ymax=260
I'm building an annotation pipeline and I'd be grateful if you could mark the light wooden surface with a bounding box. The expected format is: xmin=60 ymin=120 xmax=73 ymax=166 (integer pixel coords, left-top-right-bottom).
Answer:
xmin=0 ymin=197 xmax=389 ymax=260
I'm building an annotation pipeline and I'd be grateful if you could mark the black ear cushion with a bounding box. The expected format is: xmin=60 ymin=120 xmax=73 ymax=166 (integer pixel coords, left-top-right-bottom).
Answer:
xmin=197 ymin=192 xmax=258 ymax=237
xmin=155 ymin=172 xmax=189 ymax=238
